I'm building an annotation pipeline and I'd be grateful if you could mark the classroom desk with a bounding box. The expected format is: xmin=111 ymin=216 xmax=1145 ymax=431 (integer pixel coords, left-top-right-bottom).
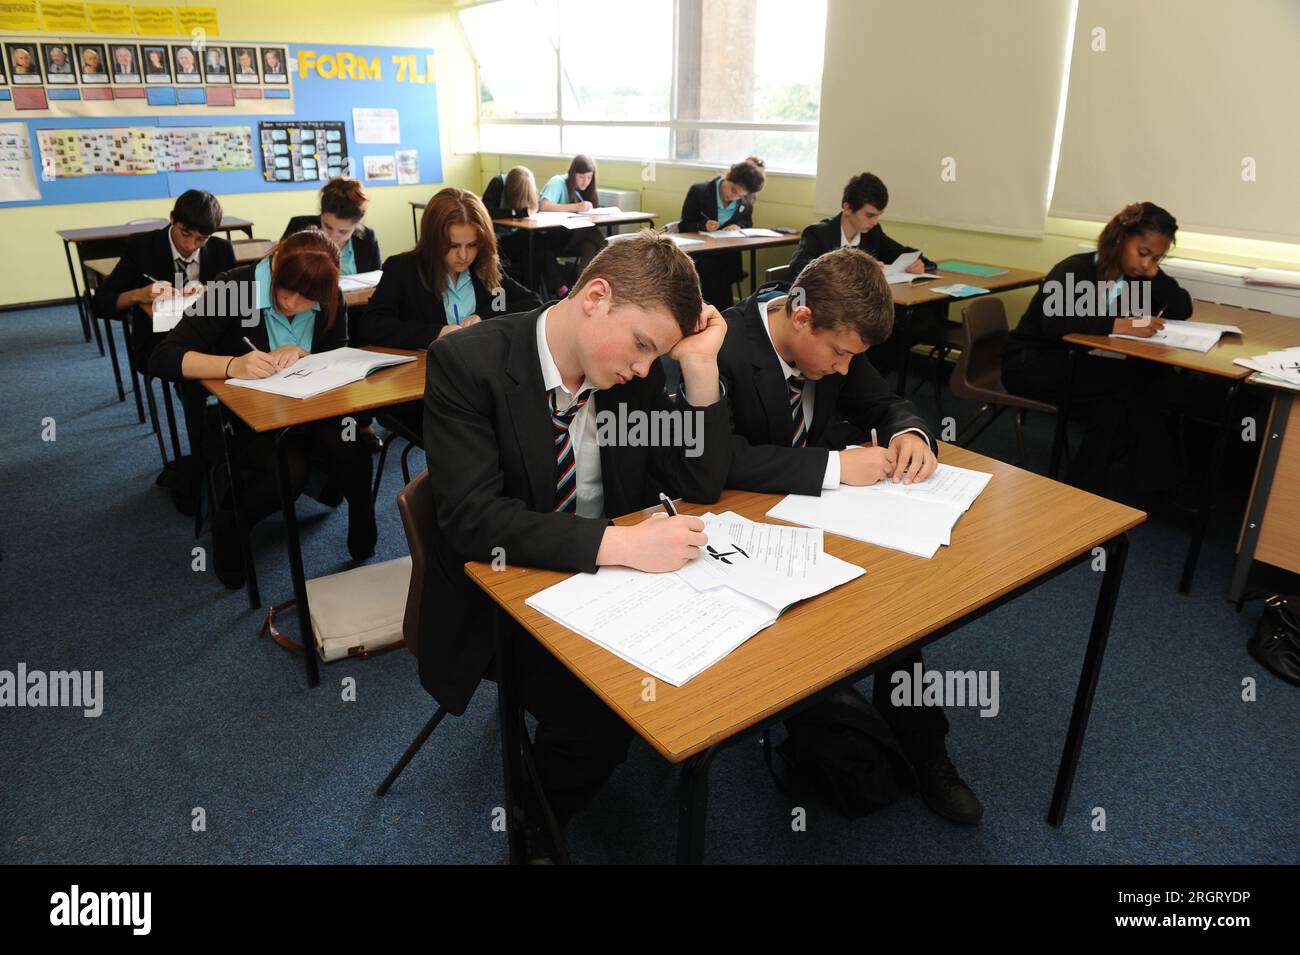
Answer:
xmin=203 ymin=347 xmax=425 ymax=687
xmin=57 ymin=216 xmax=255 ymax=352
xmin=491 ymin=210 xmax=660 ymax=290
xmin=1230 ymin=375 xmax=1300 ymax=603
xmin=1055 ymin=302 xmax=1300 ymax=594
xmin=465 ymin=443 xmax=1144 ymax=864
xmin=889 ymin=263 xmax=1046 ymax=398
xmin=675 ymin=231 xmax=802 ymax=299
xmin=343 ymin=285 xmax=376 ymax=309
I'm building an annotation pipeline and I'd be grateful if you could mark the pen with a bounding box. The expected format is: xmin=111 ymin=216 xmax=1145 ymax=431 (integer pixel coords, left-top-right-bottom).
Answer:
xmin=658 ymin=492 xmax=677 ymax=517
xmin=242 ymin=336 xmax=257 ymax=351
xmin=871 ymin=427 xmax=878 ymax=448
xmin=452 ymin=303 xmax=460 ymax=326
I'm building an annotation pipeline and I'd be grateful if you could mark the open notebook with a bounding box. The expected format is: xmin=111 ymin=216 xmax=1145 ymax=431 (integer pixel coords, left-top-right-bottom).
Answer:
xmin=339 ymin=270 xmax=383 ymax=292
xmin=525 ymin=511 xmax=863 ymax=687
xmin=225 ymin=347 xmax=415 ymax=400
xmin=767 ymin=463 xmax=992 ymax=559
xmin=1110 ymin=320 xmax=1242 ymax=353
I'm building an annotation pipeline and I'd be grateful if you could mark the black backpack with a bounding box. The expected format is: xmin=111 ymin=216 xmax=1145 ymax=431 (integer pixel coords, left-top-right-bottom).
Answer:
xmin=767 ymin=685 xmax=916 ymax=818
xmin=1249 ymin=595 xmax=1300 ymax=686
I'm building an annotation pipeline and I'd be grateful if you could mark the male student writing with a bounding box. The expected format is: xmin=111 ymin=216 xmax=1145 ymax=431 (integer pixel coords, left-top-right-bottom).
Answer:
xmin=789 ymin=172 xmax=933 ymax=277
xmin=419 ymin=231 xmax=731 ymax=857
xmin=716 ymin=246 xmax=982 ymax=824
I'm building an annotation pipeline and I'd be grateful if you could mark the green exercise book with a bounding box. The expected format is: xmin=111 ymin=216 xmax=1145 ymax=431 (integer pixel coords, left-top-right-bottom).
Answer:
xmin=937 ymin=261 xmax=1009 ymax=278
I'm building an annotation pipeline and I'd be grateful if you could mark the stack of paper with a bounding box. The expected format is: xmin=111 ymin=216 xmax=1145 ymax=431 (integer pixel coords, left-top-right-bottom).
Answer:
xmin=884 ymin=250 xmax=933 ymax=285
xmin=339 ymin=270 xmax=383 ymax=292
xmin=1234 ymin=347 xmax=1300 ymax=387
xmin=738 ymin=227 xmax=782 ymax=237
xmin=225 ymin=347 xmax=415 ymax=400
xmin=584 ymin=206 xmax=623 ymax=216
xmin=1111 ymin=320 xmax=1241 ymax=353
xmin=767 ymin=464 xmax=992 ymax=559
xmin=669 ymin=235 xmax=705 ymax=247
xmin=151 ymin=289 xmax=205 ymax=332
xmin=524 ymin=511 xmax=864 ymax=686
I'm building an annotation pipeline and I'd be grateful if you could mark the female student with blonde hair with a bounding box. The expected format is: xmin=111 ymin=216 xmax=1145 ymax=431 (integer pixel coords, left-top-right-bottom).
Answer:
xmin=679 ymin=155 xmax=767 ymax=307
xmin=358 ymin=186 xmax=538 ymax=350
xmin=282 ymin=177 xmax=381 ymax=276
xmin=537 ymin=154 xmax=606 ymax=295
xmin=481 ymin=165 xmax=540 ymax=283
xmin=149 ymin=229 xmax=376 ymax=588
xmin=1001 ymin=201 xmax=1193 ymax=496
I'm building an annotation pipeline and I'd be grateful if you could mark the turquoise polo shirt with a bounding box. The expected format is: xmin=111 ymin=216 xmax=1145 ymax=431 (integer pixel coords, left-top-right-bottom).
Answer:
xmin=540 ymin=173 xmax=573 ymax=206
xmin=715 ymin=176 xmax=739 ymax=226
xmin=256 ymin=256 xmax=318 ymax=352
xmin=443 ymin=270 xmax=476 ymax=324
xmin=339 ymin=237 xmax=357 ymax=276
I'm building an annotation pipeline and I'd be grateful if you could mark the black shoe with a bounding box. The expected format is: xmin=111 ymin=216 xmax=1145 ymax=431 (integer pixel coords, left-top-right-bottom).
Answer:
xmin=211 ymin=508 xmax=245 ymax=591
xmin=359 ymin=424 xmax=384 ymax=453
xmin=912 ymin=754 xmax=983 ymax=825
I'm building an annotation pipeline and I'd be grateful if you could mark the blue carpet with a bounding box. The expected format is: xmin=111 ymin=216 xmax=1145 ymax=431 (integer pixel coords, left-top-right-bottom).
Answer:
xmin=1 ymin=305 xmax=1295 ymax=864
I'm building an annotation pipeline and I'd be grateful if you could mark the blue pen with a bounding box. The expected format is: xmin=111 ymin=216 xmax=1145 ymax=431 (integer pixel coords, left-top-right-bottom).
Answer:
xmin=452 ymin=303 xmax=460 ymax=326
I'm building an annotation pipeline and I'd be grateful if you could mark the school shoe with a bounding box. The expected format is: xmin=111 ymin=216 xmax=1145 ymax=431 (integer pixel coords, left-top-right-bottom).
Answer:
xmin=210 ymin=508 xmax=245 ymax=591
xmin=911 ymin=753 xmax=983 ymax=825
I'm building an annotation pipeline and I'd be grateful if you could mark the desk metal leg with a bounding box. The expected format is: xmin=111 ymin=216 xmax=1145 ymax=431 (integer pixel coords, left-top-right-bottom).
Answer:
xmin=527 ymin=230 xmax=536 ymax=293
xmin=118 ymin=317 xmax=146 ymax=424
xmin=63 ymin=240 xmax=92 ymax=343
xmin=1047 ymin=532 xmax=1128 ymax=827
xmin=273 ymin=426 xmax=319 ymax=688
xmin=1049 ymin=347 xmax=1078 ymax=480
xmin=493 ymin=610 xmax=527 ymax=865
xmin=895 ymin=305 xmax=914 ymax=397
xmin=676 ymin=747 xmax=717 ymax=865
xmin=216 ymin=404 xmax=260 ymax=609
xmin=411 ymin=205 xmax=419 ymax=244
xmin=1229 ymin=393 xmax=1290 ymax=605
xmin=102 ymin=317 xmax=126 ymax=403
xmin=1179 ymin=379 xmax=1241 ymax=594
xmin=161 ymin=381 xmax=183 ymax=461
xmin=143 ymin=378 xmax=168 ymax=467
xmin=749 ymin=248 xmax=758 ymax=296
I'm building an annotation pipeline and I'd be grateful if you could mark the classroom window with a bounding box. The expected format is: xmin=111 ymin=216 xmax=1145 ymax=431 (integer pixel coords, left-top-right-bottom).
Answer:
xmin=462 ymin=0 xmax=825 ymax=173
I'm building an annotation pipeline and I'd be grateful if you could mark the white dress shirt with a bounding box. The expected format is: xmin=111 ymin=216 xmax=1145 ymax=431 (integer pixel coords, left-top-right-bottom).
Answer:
xmin=167 ymin=229 xmax=200 ymax=285
xmin=840 ymin=223 xmax=862 ymax=249
xmin=536 ymin=307 xmax=604 ymax=519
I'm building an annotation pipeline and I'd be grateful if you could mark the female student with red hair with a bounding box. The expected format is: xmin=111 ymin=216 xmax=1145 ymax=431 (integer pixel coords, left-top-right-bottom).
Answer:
xmin=150 ymin=229 xmax=376 ymax=589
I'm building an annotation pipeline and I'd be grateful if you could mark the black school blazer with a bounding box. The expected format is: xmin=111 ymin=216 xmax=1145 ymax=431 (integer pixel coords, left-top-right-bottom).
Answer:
xmin=678 ymin=177 xmax=756 ymax=233
xmin=282 ymin=214 xmax=382 ymax=274
xmin=354 ymin=250 xmax=540 ymax=350
xmin=718 ymin=285 xmax=936 ymax=495
xmin=788 ymin=213 xmax=933 ymax=277
xmin=417 ymin=307 xmax=732 ymax=714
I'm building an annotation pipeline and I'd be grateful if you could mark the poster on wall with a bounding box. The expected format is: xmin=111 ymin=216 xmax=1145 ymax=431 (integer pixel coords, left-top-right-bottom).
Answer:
xmin=258 ymin=120 xmax=347 ymax=183
xmin=0 ymin=123 xmax=42 ymax=202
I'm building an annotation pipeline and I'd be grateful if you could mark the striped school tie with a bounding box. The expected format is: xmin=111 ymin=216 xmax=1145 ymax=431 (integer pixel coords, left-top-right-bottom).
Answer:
xmin=551 ymin=387 xmax=593 ymax=513
xmin=788 ymin=375 xmax=808 ymax=448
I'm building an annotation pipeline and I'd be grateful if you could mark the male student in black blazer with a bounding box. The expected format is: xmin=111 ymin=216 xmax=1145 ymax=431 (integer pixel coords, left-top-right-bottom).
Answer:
xmin=789 ymin=172 xmax=935 ymax=277
xmin=716 ymin=246 xmax=982 ymax=825
xmin=419 ymin=232 xmax=731 ymax=856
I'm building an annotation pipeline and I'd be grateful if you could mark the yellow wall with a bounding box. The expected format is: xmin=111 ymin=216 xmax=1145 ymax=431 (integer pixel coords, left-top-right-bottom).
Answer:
xmin=480 ymin=153 xmax=1300 ymax=322
xmin=2 ymin=0 xmax=480 ymax=307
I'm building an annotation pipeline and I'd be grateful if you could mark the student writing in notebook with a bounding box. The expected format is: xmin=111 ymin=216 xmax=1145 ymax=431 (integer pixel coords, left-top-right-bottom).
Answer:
xmin=418 ymin=232 xmax=730 ymax=860
xmin=678 ymin=155 xmax=767 ymax=308
xmin=715 ymin=246 xmax=982 ymax=824
xmin=93 ymin=190 xmax=237 ymax=512
xmin=282 ymin=177 xmax=381 ymax=276
xmin=481 ymin=165 xmax=539 ymax=285
xmin=1001 ymin=201 xmax=1194 ymax=497
xmin=789 ymin=172 xmax=933 ymax=277
xmin=537 ymin=154 xmax=607 ymax=295
xmin=149 ymin=230 xmax=375 ymax=589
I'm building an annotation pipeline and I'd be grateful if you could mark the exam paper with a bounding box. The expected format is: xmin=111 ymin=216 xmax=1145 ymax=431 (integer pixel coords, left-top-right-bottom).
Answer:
xmin=1111 ymin=320 xmax=1241 ymax=353
xmin=339 ymin=270 xmax=383 ymax=292
xmin=151 ymin=289 xmax=205 ymax=332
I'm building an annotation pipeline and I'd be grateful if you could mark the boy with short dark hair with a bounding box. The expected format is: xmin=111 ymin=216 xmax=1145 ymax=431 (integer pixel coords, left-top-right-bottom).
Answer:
xmin=418 ymin=231 xmax=732 ymax=853
xmin=789 ymin=172 xmax=933 ymax=277
xmin=716 ymin=246 xmax=982 ymax=825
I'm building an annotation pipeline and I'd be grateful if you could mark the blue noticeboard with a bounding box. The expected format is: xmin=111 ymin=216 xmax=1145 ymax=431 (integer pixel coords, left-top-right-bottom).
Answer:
xmin=5 ymin=42 xmax=442 ymax=207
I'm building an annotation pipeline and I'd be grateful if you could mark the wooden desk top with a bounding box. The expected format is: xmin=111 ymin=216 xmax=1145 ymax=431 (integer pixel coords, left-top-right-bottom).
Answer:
xmin=675 ymin=230 xmax=801 ymax=257
xmin=1063 ymin=301 xmax=1300 ymax=379
xmin=890 ymin=263 xmax=1045 ymax=307
xmin=204 ymin=347 xmax=424 ymax=432
xmin=465 ymin=443 xmax=1144 ymax=762
xmin=489 ymin=211 xmax=658 ymax=231
xmin=84 ymin=257 xmax=117 ymax=279
xmin=57 ymin=216 xmax=254 ymax=243
xmin=344 ymin=285 xmax=375 ymax=308
xmin=85 ymin=241 xmax=269 ymax=281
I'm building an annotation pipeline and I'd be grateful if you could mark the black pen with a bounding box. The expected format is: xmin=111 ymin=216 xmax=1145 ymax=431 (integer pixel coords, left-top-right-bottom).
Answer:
xmin=658 ymin=492 xmax=677 ymax=517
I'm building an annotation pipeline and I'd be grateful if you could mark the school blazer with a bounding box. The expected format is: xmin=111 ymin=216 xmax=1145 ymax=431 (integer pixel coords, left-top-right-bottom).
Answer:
xmin=788 ymin=213 xmax=933 ymax=277
xmin=1003 ymin=251 xmax=1194 ymax=358
xmin=417 ymin=307 xmax=732 ymax=714
xmin=92 ymin=226 xmax=236 ymax=369
xmin=718 ymin=285 xmax=936 ymax=495
xmin=354 ymin=251 xmax=540 ymax=350
xmin=678 ymin=178 xmax=756 ymax=233
xmin=281 ymin=214 xmax=382 ymax=274
xmin=481 ymin=173 xmax=529 ymax=220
